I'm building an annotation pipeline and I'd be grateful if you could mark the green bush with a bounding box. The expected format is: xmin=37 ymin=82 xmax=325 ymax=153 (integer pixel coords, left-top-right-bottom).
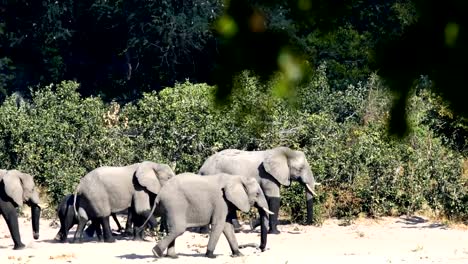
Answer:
xmin=0 ymin=81 xmax=134 ymax=202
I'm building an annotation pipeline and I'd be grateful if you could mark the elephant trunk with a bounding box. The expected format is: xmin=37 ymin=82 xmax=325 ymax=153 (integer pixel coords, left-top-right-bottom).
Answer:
xmin=305 ymin=188 xmax=314 ymax=225
xmin=256 ymin=188 xmax=274 ymax=216
xmin=30 ymin=203 xmax=41 ymax=239
xmin=303 ymin=174 xmax=318 ymax=225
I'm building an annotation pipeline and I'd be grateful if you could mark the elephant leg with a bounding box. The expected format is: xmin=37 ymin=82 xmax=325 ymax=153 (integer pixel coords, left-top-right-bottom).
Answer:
xmin=133 ymin=212 xmax=157 ymax=241
xmin=231 ymin=218 xmax=242 ymax=233
xmin=224 ymin=211 xmax=242 ymax=257
xmin=72 ymin=217 xmax=87 ymax=243
xmin=84 ymin=221 xmax=97 ymax=238
xmin=111 ymin=213 xmax=123 ymax=232
xmin=100 ymin=216 xmax=115 ymax=243
xmin=266 ymin=196 xmax=281 ymax=234
xmin=153 ymin=224 xmax=185 ymax=258
xmin=249 ymin=217 xmax=261 ymax=230
xmin=55 ymin=206 xmax=76 ymax=242
xmin=91 ymin=219 xmax=103 ymax=241
xmin=0 ymin=201 xmax=25 ymax=250
xmin=131 ymin=213 xmax=145 ymax=241
xmin=123 ymin=209 xmax=133 ymax=236
xmin=205 ymin=222 xmax=224 ymax=258
xmin=159 ymin=214 xmax=168 ymax=233
xmin=166 ymin=239 xmax=178 ymax=259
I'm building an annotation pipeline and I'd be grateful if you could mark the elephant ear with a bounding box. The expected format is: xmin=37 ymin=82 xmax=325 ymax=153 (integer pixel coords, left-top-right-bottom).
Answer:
xmin=2 ymin=171 xmax=24 ymax=207
xmin=135 ymin=162 xmax=162 ymax=194
xmin=224 ymin=177 xmax=251 ymax=213
xmin=263 ymin=148 xmax=290 ymax=186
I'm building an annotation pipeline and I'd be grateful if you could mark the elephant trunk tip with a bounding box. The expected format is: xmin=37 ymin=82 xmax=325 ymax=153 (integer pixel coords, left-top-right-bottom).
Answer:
xmin=33 ymin=232 xmax=39 ymax=240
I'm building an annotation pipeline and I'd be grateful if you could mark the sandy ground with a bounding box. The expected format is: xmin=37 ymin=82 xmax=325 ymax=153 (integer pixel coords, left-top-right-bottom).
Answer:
xmin=1 ymin=215 xmax=467 ymax=264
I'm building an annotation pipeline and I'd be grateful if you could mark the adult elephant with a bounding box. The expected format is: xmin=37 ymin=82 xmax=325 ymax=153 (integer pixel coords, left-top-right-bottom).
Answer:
xmin=0 ymin=169 xmax=41 ymax=250
xmin=199 ymin=147 xmax=318 ymax=234
xmin=145 ymin=173 xmax=273 ymax=259
xmin=73 ymin=161 xmax=174 ymax=243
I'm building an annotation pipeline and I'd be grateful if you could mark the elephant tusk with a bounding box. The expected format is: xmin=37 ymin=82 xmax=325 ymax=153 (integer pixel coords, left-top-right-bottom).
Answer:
xmin=306 ymin=184 xmax=317 ymax=196
xmin=262 ymin=207 xmax=274 ymax=215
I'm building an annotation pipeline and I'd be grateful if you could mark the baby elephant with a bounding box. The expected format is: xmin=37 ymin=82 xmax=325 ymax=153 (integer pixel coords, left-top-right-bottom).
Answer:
xmin=145 ymin=173 xmax=273 ymax=259
xmin=54 ymin=194 xmax=127 ymax=242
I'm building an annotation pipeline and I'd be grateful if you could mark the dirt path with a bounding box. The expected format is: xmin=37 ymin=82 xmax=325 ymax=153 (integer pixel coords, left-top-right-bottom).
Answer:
xmin=1 ymin=216 xmax=467 ymax=264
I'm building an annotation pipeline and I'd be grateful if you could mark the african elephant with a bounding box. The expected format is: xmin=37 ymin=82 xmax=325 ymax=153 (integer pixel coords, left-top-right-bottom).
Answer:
xmin=199 ymin=147 xmax=319 ymax=234
xmin=0 ymin=169 xmax=41 ymax=250
xmin=73 ymin=161 xmax=174 ymax=243
xmin=54 ymin=194 xmax=130 ymax=242
xmin=145 ymin=172 xmax=273 ymax=259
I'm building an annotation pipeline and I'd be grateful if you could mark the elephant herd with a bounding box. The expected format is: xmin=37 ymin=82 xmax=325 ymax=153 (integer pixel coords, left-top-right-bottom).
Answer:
xmin=0 ymin=147 xmax=319 ymax=258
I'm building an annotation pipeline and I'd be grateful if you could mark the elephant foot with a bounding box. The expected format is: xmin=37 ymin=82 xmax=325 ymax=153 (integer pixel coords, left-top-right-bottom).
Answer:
xmin=104 ymin=237 xmax=116 ymax=243
xmin=13 ymin=243 xmax=26 ymax=250
xmin=71 ymin=238 xmax=83 ymax=244
xmin=54 ymin=233 xmax=66 ymax=242
xmin=133 ymin=235 xmax=146 ymax=241
xmin=165 ymin=253 xmax=179 ymax=259
xmin=268 ymin=229 xmax=281 ymax=235
xmin=123 ymin=229 xmax=133 ymax=237
xmin=152 ymin=245 xmax=164 ymax=258
xmin=231 ymin=251 xmax=244 ymax=257
xmin=205 ymin=250 xmax=216 ymax=258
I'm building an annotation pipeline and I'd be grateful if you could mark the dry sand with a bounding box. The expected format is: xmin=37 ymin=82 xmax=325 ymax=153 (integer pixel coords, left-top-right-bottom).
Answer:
xmin=1 ymin=215 xmax=467 ymax=264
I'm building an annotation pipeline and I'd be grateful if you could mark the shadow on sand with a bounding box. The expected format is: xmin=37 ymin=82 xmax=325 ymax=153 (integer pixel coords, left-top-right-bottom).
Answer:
xmin=397 ymin=216 xmax=447 ymax=229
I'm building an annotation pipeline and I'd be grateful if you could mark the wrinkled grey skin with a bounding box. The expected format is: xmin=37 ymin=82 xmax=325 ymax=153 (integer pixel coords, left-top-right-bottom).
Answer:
xmin=199 ymin=147 xmax=318 ymax=233
xmin=147 ymin=173 xmax=272 ymax=259
xmin=73 ymin=161 xmax=175 ymax=243
xmin=0 ymin=170 xmax=41 ymax=250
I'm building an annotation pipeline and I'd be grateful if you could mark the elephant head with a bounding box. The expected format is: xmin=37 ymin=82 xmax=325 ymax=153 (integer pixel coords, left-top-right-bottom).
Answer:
xmin=2 ymin=170 xmax=41 ymax=239
xmin=263 ymin=147 xmax=318 ymax=223
xmin=223 ymin=174 xmax=273 ymax=215
xmin=135 ymin=161 xmax=175 ymax=194
xmin=264 ymin=147 xmax=317 ymax=191
xmin=133 ymin=161 xmax=175 ymax=214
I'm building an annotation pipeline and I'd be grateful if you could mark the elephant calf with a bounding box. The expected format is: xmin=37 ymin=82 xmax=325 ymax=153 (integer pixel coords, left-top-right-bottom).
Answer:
xmin=145 ymin=173 xmax=273 ymax=259
xmin=55 ymin=194 xmax=130 ymax=242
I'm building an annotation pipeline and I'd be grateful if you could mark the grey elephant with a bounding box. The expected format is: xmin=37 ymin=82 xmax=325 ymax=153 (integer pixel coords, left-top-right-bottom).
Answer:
xmin=73 ymin=161 xmax=175 ymax=243
xmin=144 ymin=172 xmax=273 ymax=259
xmin=199 ymin=147 xmax=319 ymax=234
xmin=0 ymin=169 xmax=41 ymax=250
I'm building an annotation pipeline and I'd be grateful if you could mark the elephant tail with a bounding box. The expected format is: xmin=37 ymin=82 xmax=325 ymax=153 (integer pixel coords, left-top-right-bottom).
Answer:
xmin=72 ymin=182 xmax=81 ymax=220
xmin=139 ymin=195 xmax=161 ymax=229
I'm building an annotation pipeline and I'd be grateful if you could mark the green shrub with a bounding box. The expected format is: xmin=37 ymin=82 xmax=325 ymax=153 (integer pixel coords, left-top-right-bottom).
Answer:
xmin=0 ymin=81 xmax=134 ymax=203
